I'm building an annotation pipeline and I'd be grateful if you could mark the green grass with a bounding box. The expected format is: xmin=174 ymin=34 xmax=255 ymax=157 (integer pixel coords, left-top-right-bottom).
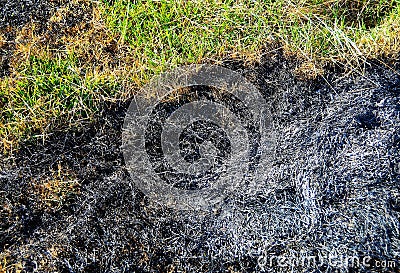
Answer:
xmin=1 ymin=0 xmax=400 ymax=153
xmin=0 ymin=54 xmax=118 ymax=153
xmin=101 ymin=0 xmax=400 ymax=82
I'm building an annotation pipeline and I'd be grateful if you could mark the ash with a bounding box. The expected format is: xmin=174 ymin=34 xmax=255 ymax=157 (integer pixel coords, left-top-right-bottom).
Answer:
xmin=1 ymin=56 xmax=399 ymax=272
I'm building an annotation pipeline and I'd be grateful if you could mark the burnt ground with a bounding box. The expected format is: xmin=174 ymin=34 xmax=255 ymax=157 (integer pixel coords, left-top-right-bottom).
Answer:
xmin=0 ymin=0 xmax=63 ymax=76
xmin=0 ymin=0 xmax=92 ymax=77
xmin=1 ymin=54 xmax=400 ymax=272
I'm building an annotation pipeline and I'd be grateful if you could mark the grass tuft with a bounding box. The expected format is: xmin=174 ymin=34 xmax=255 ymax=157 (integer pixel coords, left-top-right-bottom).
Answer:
xmin=0 ymin=53 xmax=118 ymax=153
xmin=101 ymin=0 xmax=400 ymax=79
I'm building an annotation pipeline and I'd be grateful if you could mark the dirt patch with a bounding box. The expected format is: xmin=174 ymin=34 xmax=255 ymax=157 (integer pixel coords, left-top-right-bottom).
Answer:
xmin=1 ymin=54 xmax=399 ymax=272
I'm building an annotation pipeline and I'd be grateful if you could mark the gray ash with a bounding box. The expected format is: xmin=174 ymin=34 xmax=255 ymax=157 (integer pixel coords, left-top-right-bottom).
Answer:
xmin=1 ymin=57 xmax=399 ymax=272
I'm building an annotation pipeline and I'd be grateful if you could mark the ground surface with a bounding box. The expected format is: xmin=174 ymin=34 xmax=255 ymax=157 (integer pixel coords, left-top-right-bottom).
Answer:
xmin=1 ymin=0 xmax=400 ymax=272
xmin=2 ymin=0 xmax=400 ymax=152
xmin=1 ymin=55 xmax=400 ymax=272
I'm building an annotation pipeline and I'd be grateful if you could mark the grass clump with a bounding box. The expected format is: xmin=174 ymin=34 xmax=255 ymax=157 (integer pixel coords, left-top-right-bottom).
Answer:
xmin=101 ymin=0 xmax=400 ymax=81
xmin=0 ymin=54 xmax=118 ymax=153
xmin=100 ymin=0 xmax=275 ymax=81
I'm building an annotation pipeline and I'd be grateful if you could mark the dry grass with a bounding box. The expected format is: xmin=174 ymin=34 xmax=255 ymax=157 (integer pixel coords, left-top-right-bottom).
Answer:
xmin=31 ymin=163 xmax=80 ymax=211
xmin=0 ymin=0 xmax=399 ymax=152
xmin=0 ymin=1 xmax=121 ymax=153
xmin=0 ymin=254 xmax=23 ymax=273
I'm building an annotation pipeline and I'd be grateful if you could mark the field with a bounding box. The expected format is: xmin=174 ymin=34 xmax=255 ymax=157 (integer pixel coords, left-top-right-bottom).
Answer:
xmin=1 ymin=0 xmax=399 ymax=272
